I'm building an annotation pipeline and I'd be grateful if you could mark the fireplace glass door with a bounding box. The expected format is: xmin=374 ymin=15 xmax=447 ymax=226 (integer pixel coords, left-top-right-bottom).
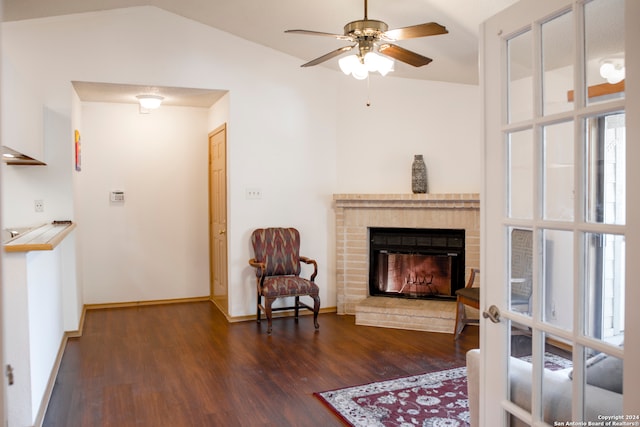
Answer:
xmin=374 ymin=252 xmax=452 ymax=298
xmin=369 ymin=227 xmax=465 ymax=300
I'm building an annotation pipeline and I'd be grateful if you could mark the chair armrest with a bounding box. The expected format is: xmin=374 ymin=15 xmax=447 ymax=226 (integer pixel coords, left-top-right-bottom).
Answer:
xmin=248 ymin=258 xmax=266 ymax=276
xmin=299 ymin=256 xmax=318 ymax=282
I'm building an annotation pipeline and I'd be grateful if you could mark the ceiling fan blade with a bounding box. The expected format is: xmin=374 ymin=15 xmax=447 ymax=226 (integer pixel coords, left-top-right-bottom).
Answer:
xmin=285 ymin=29 xmax=351 ymax=41
xmin=301 ymin=45 xmax=356 ymax=67
xmin=382 ymin=22 xmax=448 ymax=41
xmin=378 ymin=44 xmax=432 ymax=67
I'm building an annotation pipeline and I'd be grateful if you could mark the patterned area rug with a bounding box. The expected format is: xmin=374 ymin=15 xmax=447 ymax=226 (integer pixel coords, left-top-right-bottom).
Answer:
xmin=521 ymin=352 xmax=573 ymax=371
xmin=315 ymin=366 xmax=470 ymax=427
xmin=314 ymin=353 xmax=572 ymax=427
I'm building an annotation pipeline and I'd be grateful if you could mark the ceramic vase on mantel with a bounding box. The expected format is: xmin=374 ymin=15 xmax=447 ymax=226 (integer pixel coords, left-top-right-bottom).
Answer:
xmin=411 ymin=154 xmax=428 ymax=194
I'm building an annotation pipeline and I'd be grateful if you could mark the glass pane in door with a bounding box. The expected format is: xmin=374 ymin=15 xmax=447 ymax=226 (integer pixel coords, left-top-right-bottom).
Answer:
xmin=585 ymin=0 xmax=625 ymax=105
xmin=508 ymin=30 xmax=533 ymax=123
xmin=581 ymin=344 xmax=623 ymax=420
xmin=510 ymin=227 xmax=533 ymax=315
xmin=543 ymin=121 xmax=574 ymax=221
xmin=541 ymin=332 xmax=573 ymax=422
xmin=543 ymin=229 xmax=573 ymax=330
xmin=508 ymin=129 xmax=533 ymax=219
xmin=509 ymin=319 xmax=535 ymax=425
xmin=585 ymin=233 xmax=625 ymax=344
xmin=585 ymin=113 xmax=626 ymax=225
xmin=542 ymin=10 xmax=574 ymax=115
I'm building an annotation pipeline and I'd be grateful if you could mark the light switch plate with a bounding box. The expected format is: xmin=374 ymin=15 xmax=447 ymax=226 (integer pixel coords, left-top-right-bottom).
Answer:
xmin=245 ymin=188 xmax=262 ymax=199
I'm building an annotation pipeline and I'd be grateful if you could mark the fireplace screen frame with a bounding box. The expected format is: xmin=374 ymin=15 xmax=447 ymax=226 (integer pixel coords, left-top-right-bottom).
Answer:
xmin=368 ymin=227 xmax=466 ymax=300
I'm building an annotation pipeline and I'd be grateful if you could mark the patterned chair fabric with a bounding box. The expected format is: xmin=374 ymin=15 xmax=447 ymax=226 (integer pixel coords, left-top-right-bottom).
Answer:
xmin=262 ymin=276 xmax=319 ymax=298
xmin=251 ymin=227 xmax=302 ymax=277
xmin=249 ymin=228 xmax=320 ymax=334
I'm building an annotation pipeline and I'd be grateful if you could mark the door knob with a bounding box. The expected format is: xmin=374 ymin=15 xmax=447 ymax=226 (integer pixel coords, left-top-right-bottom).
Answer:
xmin=219 ymin=230 xmax=226 ymax=235
xmin=482 ymin=305 xmax=501 ymax=323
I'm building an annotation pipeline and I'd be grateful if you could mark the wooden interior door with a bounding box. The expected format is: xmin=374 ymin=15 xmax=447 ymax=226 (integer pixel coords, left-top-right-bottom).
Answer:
xmin=209 ymin=124 xmax=228 ymax=315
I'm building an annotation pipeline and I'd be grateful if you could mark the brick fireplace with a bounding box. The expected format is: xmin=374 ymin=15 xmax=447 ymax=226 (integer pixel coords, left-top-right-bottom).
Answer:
xmin=334 ymin=193 xmax=480 ymax=333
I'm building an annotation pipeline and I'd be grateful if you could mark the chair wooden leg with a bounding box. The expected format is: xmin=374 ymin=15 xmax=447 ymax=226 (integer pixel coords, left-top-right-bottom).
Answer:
xmin=454 ymin=298 xmax=465 ymax=340
xmin=294 ymin=296 xmax=300 ymax=322
xmin=312 ymin=295 xmax=320 ymax=330
xmin=256 ymin=294 xmax=262 ymax=323
xmin=264 ymin=297 xmax=275 ymax=334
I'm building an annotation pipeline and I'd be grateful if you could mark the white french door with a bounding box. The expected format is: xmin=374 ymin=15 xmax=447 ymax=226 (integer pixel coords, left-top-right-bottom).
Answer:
xmin=481 ymin=0 xmax=640 ymax=425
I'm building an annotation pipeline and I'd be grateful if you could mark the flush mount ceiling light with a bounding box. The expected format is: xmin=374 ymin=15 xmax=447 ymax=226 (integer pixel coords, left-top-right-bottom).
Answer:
xmin=136 ymin=94 xmax=164 ymax=110
xmin=599 ymin=58 xmax=625 ymax=84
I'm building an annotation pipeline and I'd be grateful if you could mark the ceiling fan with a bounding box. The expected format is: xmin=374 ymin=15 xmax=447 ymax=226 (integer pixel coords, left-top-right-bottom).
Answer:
xmin=285 ymin=0 xmax=448 ymax=79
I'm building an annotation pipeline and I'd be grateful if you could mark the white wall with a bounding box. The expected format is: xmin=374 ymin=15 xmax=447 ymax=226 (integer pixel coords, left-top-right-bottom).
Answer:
xmin=3 ymin=254 xmax=32 ymax=426
xmin=77 ymin=102 xmax=211 ymax=303
xmin=4 ymin=246 xmax=67 ymax=427
xmin=1 ymin=105 xmax=74 ymax=228
xmin=335 ymin=75 xmax=481 ymax=194
xmin=208 ymin=92 xmax=230 ymax=130
xmin=70 ymin=87 xmax=85 ymax=327
xmin=26 ymin=249 xmax=64 ymax=424
xmin=2 ymin=5 xmax=482 ymax=320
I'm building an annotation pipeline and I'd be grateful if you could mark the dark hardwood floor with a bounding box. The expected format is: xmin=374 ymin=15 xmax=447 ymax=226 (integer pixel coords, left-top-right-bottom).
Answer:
xmin=44 ymin=301 xmax=479 ymax=426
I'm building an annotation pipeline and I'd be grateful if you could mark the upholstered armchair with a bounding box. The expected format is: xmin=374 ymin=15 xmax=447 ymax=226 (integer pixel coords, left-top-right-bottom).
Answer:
xmin=248 ymin=227 xmax=321 ymax=334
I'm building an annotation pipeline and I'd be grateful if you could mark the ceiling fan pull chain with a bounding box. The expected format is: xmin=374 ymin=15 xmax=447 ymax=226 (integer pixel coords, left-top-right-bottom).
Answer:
xmin=366 ymin=74 xmax=372 ymax=107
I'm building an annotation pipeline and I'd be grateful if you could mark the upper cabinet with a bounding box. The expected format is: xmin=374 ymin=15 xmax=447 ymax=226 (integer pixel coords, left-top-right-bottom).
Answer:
xmin=1 ymin=60 xmax=46 ymax=163
xmin=2 ymin=145 xmax=46 ymax=165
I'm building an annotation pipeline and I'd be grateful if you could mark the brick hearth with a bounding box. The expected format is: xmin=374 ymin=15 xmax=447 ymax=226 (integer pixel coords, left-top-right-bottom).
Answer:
xmin=334 ymin=193 xmax=480 ymax=333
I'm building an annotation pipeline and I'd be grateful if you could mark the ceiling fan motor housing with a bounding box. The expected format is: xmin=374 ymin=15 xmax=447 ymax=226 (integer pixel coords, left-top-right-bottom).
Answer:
xmin=344 ymin=20 xmax=388 ymax=39
xmin=345 ymin=20 xmax=388 ymax=59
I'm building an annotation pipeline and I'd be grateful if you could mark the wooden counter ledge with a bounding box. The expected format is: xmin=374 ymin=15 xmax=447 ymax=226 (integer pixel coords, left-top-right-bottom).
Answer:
xmin=4 ymin=222 xmax=76 ymax=253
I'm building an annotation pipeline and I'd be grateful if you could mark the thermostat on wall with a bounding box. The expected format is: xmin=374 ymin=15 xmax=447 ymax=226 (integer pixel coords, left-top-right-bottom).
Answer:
xmin=110 ymin=190 xmax=125 ymax=202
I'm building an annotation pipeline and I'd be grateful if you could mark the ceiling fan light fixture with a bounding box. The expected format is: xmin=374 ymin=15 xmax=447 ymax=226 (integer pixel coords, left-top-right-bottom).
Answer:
xmin=339 ymin=55 xmax=360 ymax=75
xmin=352 ymin=62 xmax=369 ymax=80
xmin=379 ymin=61 xmax=394 ymax=76
xmin=339 ymin=55 xmax=368 ymax=79
xmin=364 ymin=52 xmax=380 ymax=71
xmin=339 ymin=52 xmax=394 ymax=79
xmin=599 ymin=59 xmax=625 ymax=84
xmin=365 ymin=52 xmax=394 ymax=76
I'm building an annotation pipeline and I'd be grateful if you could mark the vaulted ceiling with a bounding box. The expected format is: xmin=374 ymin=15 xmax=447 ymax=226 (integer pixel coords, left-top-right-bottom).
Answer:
xmin=3 ymin=0 xmax=520 ymax=84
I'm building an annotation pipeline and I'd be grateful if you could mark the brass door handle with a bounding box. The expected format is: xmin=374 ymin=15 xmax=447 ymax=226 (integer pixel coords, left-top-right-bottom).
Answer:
xmin=219 ymin=230 xmax=226 ymax=235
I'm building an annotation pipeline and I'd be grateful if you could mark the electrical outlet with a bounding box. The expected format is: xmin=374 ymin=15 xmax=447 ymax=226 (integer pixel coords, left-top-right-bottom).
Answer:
xmin=34 ymin=200 xmax=44 ymax=213
xmin=245 ymin=188 xmax=262 ymax=199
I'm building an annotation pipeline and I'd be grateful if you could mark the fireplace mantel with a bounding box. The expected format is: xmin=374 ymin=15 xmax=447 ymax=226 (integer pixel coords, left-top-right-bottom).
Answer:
xmin=333 ymin=193 xmax=480 ymax=209
xmin=333 ymin=193 xmax=480 ymax=332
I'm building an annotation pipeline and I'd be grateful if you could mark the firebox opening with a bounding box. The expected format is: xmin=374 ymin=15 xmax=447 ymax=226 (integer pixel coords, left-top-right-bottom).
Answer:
xmin=369 ymin=227 xmax=465 ymax=300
